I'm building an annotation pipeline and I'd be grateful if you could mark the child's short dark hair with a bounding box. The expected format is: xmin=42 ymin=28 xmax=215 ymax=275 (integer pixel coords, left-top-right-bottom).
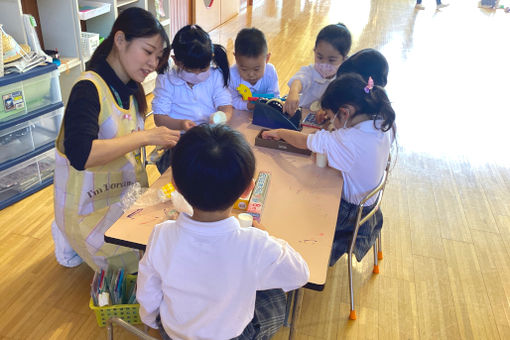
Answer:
xmin=234 ymin=27 xmax=268 ymax=58
xmin=337 ymin=48 xmax=389 ymax=87
xmin=315 ymin=23 xmax=352 ymax=58
xmin=171 ymin=124 xmax=256 ymax=212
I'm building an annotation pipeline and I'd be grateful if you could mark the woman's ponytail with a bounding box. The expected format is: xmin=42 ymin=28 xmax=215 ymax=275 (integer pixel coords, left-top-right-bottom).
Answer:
xmin=212 ymin=44 xmax=230 ymax=87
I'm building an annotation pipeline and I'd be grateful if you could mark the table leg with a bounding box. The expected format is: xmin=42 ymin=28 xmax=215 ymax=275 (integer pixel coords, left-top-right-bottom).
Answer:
xmin=288 ymin=288 xmax=303 ymax=340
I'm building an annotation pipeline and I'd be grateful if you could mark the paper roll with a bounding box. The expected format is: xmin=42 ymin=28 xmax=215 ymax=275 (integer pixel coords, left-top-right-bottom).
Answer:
xmin=238 ymin=213 xmax=253 ymax=228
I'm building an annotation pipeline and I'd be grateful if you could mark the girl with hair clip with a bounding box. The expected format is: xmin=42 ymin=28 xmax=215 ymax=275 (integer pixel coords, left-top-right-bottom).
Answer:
xmin=262 ymin=73 xmax=396 ymax=266
xmin=51 ymin=7 xmax=180 ymax=271
xmin=152 ymin=24 xmax=233 ymax=174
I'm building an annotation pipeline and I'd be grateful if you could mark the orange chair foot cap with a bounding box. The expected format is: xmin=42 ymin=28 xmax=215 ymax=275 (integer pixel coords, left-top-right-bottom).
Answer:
xmin=349 ymin=310 xmax=357 ymax=320
xmin=373 ymin=265 xmax=379 ymax=274
xmin=378 ymin=251 xmax=383 ymax=260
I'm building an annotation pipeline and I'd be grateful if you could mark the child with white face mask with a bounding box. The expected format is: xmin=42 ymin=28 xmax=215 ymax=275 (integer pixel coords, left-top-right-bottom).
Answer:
xmin=152 ymin=24 xmax=233 ymax=173
xmin=283 ymin=23 xmax=351 ymax=116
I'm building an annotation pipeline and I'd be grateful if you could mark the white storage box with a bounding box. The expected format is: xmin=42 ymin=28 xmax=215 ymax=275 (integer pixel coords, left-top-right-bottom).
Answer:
xmin=0 ymin=104 xmax=64 ymax=167
xmin=0 ymin=148 xmax=55 ymax=209
xmin=1 ymin=63 xmax=61 ymax=122
xmin=81 ymin=32 xmax=100 ymax=58
xmin=78 ymin=1 xmax=111 ymax=20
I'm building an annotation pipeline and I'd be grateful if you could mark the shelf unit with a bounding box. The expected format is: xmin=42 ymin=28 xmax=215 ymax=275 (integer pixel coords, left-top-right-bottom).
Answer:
xmin=0 ymin=63 xmax=63 ymax=209
xmin=0 ymin=0 xmax=204 ymax=103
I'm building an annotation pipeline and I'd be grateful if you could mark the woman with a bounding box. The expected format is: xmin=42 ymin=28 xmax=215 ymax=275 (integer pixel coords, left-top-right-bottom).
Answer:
xmin=51 ymin=7 xmax=180 ymax=272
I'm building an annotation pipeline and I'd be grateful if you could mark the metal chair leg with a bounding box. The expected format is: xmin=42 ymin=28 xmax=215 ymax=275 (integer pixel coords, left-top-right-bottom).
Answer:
xmin=284 ymin=290 xmax=294 ymax=327
xmin=377 ymin=234 xmax=383 ymax=260
xmin=348 ymin=252 xmax=356 ymax=320
xmin=289 ymin=289 xmax=303 ymax=339
xmin=373 ymin=242 xmax=379 ymax=274
xmin=107 ymin=317 xmax=158 ymax=340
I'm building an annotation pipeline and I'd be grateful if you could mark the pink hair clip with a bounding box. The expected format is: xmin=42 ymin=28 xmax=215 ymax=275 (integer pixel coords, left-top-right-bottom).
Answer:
xmin=122 ymin=113 xmax=132 ymax=120
xmin=364 ymin=76 xmax=374 ymax=94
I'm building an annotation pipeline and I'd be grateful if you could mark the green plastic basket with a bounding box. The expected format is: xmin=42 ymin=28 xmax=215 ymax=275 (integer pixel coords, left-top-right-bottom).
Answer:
xmin=89 ymin=275 xmax=141 ymax=327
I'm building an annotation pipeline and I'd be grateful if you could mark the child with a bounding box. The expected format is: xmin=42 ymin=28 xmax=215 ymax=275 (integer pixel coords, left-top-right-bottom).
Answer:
xmin=137 ymin=124 xmax=310 ymax=339
xmin=263 ymin=73 xmax=395 ymax=266
xmin=228 ymin=27 xmax=280 ymax=111
xmin=152 ymin=24 xmax=233 ymax=173
xmin=314 ymin=47 xmax=390 ymax=124
xmin=337 ymin=48 xmax=389 ymax=87
xmin=283 ymin=23 xmax=351 ymax=115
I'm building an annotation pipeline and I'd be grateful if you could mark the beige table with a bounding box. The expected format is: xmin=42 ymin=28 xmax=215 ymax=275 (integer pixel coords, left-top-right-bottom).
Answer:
xmin=105 ymin=110 xmax=343 ymax=289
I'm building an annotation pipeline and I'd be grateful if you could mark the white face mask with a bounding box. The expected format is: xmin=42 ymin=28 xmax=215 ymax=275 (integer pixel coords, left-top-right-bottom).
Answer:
xmin=179 ymin=69 xmax=210 ymax=84
xmin=314 ymin=63 xmax=339 ymax=79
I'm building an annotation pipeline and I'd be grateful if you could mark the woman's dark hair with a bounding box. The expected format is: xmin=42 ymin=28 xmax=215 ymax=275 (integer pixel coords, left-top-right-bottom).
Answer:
xmin=88 ymin=7 xmax=170 ymax=117
xmin=337 ymin=48 xmax=389 ymax=87
xmin=315 ymin=23 xmax=352 ymax=59
xmin=321 ymin=73 xmax=395 ymax=132
xmin=172 ymin=124 xmax=255 ymax=212
xmin=171 ymin=25 xmax=230 ymax=87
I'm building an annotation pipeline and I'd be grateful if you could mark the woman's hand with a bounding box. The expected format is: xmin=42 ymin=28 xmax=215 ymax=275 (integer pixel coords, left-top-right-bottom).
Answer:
xmin=145 ymin=126 xmax=180 ymax=148
xmin=180 ymin=119 xmax=196 ymax=131
xmin=262 ymin=129 xmax=281 ymax=140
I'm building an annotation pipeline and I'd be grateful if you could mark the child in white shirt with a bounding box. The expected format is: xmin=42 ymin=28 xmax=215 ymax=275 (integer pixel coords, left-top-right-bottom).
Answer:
xmin=152 ymin=24 xmax=233 ymax=173
xmin=228 ymin=27 xmax=280 ymax=111
xmin=283 ymin=23 xmax=351 ymax=115
xmin=137 ymin=124 xmax=310 ymax=340
xmin=263 ymin=73 xmax=395 ymax=266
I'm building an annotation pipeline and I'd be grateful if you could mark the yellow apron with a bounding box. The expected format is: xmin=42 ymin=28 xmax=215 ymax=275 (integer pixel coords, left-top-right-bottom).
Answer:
xmin=53 ymin=71 xmax=148 ymax=272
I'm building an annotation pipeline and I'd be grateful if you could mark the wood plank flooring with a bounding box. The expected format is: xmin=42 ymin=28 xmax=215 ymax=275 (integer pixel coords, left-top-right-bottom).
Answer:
xmin=1 ymin=0 xmax=509 ymax=338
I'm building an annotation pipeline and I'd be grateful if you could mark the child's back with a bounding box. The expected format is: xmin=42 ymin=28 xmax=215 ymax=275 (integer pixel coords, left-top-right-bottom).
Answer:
xmin=137 ymin=124 xmax=309 ymax=340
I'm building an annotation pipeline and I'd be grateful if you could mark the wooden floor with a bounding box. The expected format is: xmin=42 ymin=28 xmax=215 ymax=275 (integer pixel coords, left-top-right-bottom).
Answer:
xmin=1 ymin=0 xmax=509 ymax=338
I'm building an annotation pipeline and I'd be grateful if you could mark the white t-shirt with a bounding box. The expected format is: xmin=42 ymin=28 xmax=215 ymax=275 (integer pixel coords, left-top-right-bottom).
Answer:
xmin=228 ymin=63 xmax=280 ymax=110
xmin=307 ymin=120 xmax=392 ymax=205
xmin=288 ymin=64 xmax=335 ymax=109
xmin=151 ymin=66 xmax=232 ymax=124
xmin=137 ymin=213 xmax=309 ymax=340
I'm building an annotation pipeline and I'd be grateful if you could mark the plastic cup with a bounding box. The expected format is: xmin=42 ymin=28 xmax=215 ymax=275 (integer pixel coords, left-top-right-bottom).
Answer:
xmin=238 ymin=213 xmax=253 ymax=228
xmin=316 ymin=153 xmax=327 ymax=168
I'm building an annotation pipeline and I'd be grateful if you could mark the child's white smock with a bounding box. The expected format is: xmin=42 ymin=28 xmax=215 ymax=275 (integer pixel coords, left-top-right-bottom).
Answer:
xmin=288 ymin=64 xmax=335 ymax=109
xmin=152 ymin=66 xmax=232 ymax=124
xmin=228 ymin=63 xmax=280 ymax=110
xmin=137 ymin=213 xmax=309 ymax=340
xmin=307 ymin=120 xmax=392 ymax=205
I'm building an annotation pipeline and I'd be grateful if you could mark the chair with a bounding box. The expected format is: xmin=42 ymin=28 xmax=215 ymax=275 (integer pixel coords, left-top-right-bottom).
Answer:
xmin=347 ymin=156 xmax=391 ymax=320
xmin=106 ymin=317 xmax=158 ymax=340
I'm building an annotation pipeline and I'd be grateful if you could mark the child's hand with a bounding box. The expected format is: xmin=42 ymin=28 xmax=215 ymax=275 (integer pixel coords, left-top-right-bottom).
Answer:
xmin=262 ymin=129 xmax=281 ymax=140
xmin=247 ymin=102 xmax=255 ymax=111
xmin=283 ymin=93 xmax=299 ymax=116
xmin=180 ymin=119 xmax=196 ymax=131
xmin=252 ymin=220 xmax=267 ymax=231
xmin=146 ymin=126 xmax=180 ymax=148
xmin=315 ymin=109 xmax=327 ymax=124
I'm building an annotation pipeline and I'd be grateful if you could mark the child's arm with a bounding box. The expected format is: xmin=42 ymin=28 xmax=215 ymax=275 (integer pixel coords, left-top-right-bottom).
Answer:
xmin=256 ymin=234 xmax=310 ymax=292
xmin=262 ymin=128 xmax=309 ymax=150
xmin=283 ymin=80 xmax=302 ymax=116
xmin=136 ymin=230 xmax=164 ymax=329
xmin=267 ymin=63 xmax=280 ymax=99
xmin=154 ymin=114 xmax=196 ymax=131
xmin=228 ymin=84 xmax=250 ymax=111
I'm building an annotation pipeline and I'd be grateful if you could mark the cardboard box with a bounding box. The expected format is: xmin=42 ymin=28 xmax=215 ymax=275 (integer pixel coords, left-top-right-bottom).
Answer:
xmin=234 ymin=178 xmax=255 ymax=210
xmin=255 ymin=129 xmax=312 ymax=156
xmin=247 ymin=171 xmax=271 ymax=222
